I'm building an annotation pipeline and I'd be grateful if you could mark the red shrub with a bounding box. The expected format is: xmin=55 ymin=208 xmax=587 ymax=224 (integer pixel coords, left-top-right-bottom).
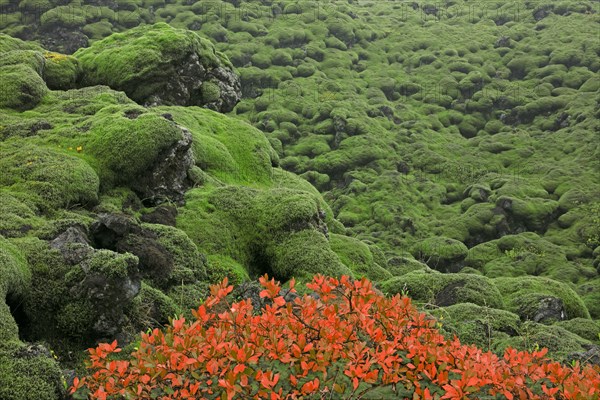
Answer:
xmin=71 ymin=275 xmax=600 ymax=399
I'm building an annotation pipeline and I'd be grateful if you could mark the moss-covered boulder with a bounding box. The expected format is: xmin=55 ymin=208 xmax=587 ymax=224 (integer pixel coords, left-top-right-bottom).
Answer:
xmin=411 ymin=236 xmax=468 ymax=272
xmin=178 ymin=185 xmax=351 ymax=283
xmin=381 ymin=270 xmax=504 ymax=309
xmin=578 ymin=278 xmax=600 ymax=319
xmin=494 ymin=322 xmax=592 ymax=362
xmin=330 ymin=234 xmax=392 ymax=281
xmin=494 ymin=276 xmax=590 ymax=321
xmin=42 ymin=51 xmax=81 ymax=90
xmin=431 ymin=303 xmax=521 ymax=352
xmin=0 ymin=238 xmax=65 ymax=400
xmin=75 ymin=23 xmax=241 ymax=112
xmin=0 ymin=143 xmax=100 ymax=211
xmin=0 ymin=343 xmax=66 ymax=400
xmin=0 ymin=65 xmax=48 ymax=110
xmin=555 ymin=318 xmax=600 ymax=343
xmin=0 ymin=237 xmax=30 ymax=342
xmin=385 ymin=256 xmax=433 ymax=276
xmin=0 ymin=191 xmax=44 ymax=238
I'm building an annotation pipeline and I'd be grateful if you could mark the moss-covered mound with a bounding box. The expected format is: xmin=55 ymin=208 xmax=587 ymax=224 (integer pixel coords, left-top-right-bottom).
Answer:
xmin=494 ymin=276 xmax=591 ymax=321
xmin=0 ymin=237 xmax=65 ymax=399
xmin=381 ymin=270 xmax=504 ymax=309
xmin=74 ymin=23 xmax=241 ymax=112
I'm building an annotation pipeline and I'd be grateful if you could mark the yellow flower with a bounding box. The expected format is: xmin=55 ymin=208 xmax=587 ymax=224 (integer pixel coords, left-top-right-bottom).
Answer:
xmin=68 ymin=147 xmax=73 ymax=150
xmin=76 ymin=146 xmax=83 ymax=153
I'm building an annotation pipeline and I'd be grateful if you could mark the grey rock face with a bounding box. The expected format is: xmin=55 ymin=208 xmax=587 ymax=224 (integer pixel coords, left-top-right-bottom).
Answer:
xmin=131 ymin=126 xmax=195 ymax=207
xmin=517 ymin=294 xmax=567 ymax=323
xmin=143 ymin=55 xmax=241 ymax=113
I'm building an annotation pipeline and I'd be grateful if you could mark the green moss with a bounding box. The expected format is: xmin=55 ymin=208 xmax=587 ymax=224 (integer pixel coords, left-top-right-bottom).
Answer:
xmin=578 ymin=278 xmax=600 ymax=319
xmin=411 ymin=236 xmax=468 ymax=272
xmin=494 ymin=276 xmax=590 ymax=320
xmin=494 ymin=322 xmax=591 ymax=362
xmin=55 ymin=300 xmax=97 ymax=337
xmin=159 ymin=106 xmax=273 ymax=185
xmin=0 ymin=191 xmax=44 ymax=238
xmin=0 ymin=343 xmax=65 ymax=400
xmin=0 ymin=50 xmax=44 ymax=74
xmin=200 ymin=81 xmax=221 ymax=103
xmin=142 ymin=223 xmax=207 ymax=283
xmin=128 ymin=282 xmax=181 ymax=329
xmin=95 ymin=187 xmax=142 ymax=214
xmin=0 ymin=237 xmax=30 ymax=341
xmin=267 ymin=230 xmax=351 ymax=282
xmin=385 ymin=256 xmax=432 ymax=276
xmin=40 ymin=6 xmax=86 ymax=30
xmin=0 ymin=34 xmax=41 ymax=54
xmin=85 ymin=250 xmax=138 ymax=280
xmin=205 ymin=255 xmax=249 ymax=286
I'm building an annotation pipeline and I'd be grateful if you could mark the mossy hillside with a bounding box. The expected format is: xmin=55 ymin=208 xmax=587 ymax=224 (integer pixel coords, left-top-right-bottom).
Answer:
xmin=0 ymin=0 xmax=598 ymax=383
xmin=494 ymin=276 xmax=591 ymax=321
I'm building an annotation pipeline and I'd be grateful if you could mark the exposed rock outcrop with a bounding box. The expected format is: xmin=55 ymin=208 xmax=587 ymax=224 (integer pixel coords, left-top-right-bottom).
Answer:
xmin=130 ymin=126 xmax=194 ymax=206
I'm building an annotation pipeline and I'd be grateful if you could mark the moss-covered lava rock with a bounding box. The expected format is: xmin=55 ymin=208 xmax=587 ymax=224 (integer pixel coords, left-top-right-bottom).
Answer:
xmin=75 ymin=23 xmax=241 ymax=112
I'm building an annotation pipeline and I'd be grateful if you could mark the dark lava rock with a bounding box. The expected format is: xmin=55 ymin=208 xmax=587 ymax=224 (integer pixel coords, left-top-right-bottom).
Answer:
xmin=50 ymin=226 xmax=93 ymax=265
xmin=130 ymin=126 xmax=195 ymax=206
xmin=516 ymin=294 xmax=568 ymax=323
xmin=435 ymin=280 xmax=466 ymax=307
xmin=567 ymin=345 xmax=600 ymax=366
xmin=140 ymin=205 xmax=178 ymax=226
xmin=38 ymin=27 xmax=89 ymax=55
